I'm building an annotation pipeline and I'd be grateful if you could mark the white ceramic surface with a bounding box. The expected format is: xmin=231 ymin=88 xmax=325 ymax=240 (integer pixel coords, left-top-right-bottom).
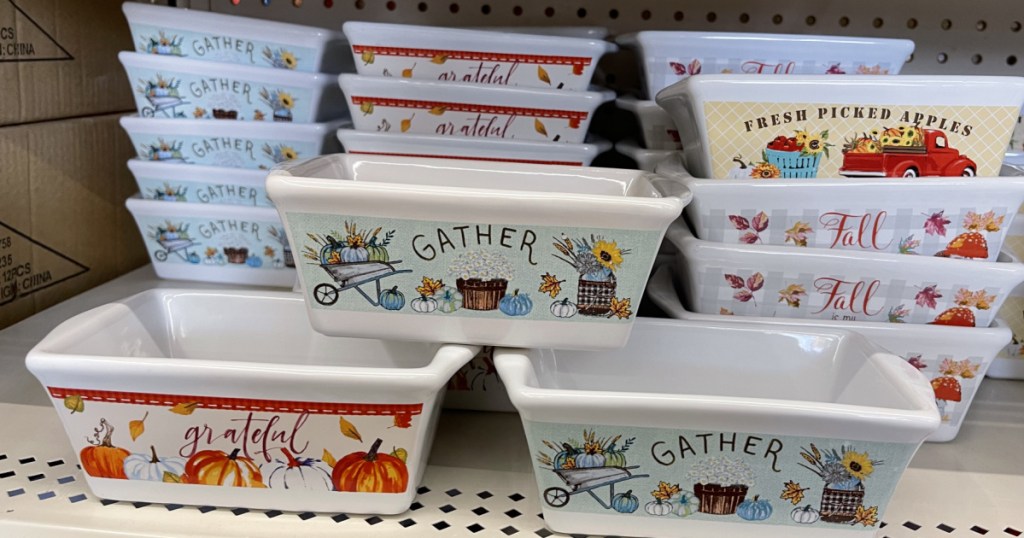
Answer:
xmin=496 ymin=317 xmax=938 ymax=537
xmin=646 ymin=264 xmax=1010 ymax=443
xmin=339 ymin=75 xmax=613 ymax=144
xmin=615 ymin=95 xmax=682 ymax=150
xmin=656 ymin=75 xmax=1024 ymax=179
xmin=658 ymin=154 xmax=1024 ymax=261
xmin=127 ymin=159 xmax=271 ymax=207
xmin=120 ymin=115 xmax=344 ymax=170
xmin=25 ymin=288 xmax=476 ymax=513
xmin=337 ymin=129 xmax=611 ymax=166
xmin=471 ymin=26 xmax=610 ymax=39
xmin=119 ymin=51 xmax=346 ymax=122
xmin=615 ymin=140 xmax=677 ymax=171
xmin=342 ymin=22 xmax=615 ymax=90
xmin=122 ymin=2 xmax=351 ymax=73
xmin=617 ymin=31 xmax=914 ymax=100
xmin=442 ymin=346 xmax=516 ymax=412
xmin=125 ymin=196 xmax=296 ymax=287
xmin=265 ymin=154 xmax=689 ymax=349
xmin=666 ymin=220 xmax=1024 ymax=328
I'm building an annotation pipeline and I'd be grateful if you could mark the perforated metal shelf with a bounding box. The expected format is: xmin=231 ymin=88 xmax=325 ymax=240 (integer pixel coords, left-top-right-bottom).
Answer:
xmin=0 ymin=266 xmax=1022 ymax=537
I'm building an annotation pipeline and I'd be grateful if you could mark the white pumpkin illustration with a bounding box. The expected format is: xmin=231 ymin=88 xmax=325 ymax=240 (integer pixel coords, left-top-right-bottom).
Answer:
xmin=726 ymin=156 xmax=752 ymax=179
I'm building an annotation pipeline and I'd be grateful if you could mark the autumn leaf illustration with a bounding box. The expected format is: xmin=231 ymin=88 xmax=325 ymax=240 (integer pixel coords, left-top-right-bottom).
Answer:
xmin=746 ymin=273 xmax=764 ymax=292
xmin=390 ymin=447 xmax=408 ymax=462
xmin=428 ymin=106 xmax=447 ymax=115
xmin=253 ymin=110 xmax=265 ymax=121
xmin=750 ymin=211 xmax=769 ymax=233
xmin=430 ymin=53 xmax=448 ymax=64
xmin=784 ymin=221 xmax=813 ymax=247
xmin=739 ymin=232 xmax=760 ymax=244
xmin=954 ymin=287 xmax=975 ymax=306
xmin=417 ymin=276 xmax=444 ymax=297
xmin=537 ymin=66 xmax=552 ymax=85
xmin=734 ymin=289 xmax=755 ymax=302
xmin=780 ymin=480 xmax=809 ymax=505
xmin=402 ymin=63 xmax=416 ymax=78
xmin=322 ymin=449 xmax=338 ymax=467
xmin=339 ymin=416 xmax=363 ymax=442
xmin=724 ymin=274 xmax=746 ymax=289
xmin=728 ymin=215 xmax=751 ymax=230
xmin=129 ymin=412 xmax=148 ymax=441
xmin=400 ymin=114 xmax=415 ymax=132
xmin=539 ymin=272 xmax=564 ymax=298
xmin=778 ymin=283 xmax=807 ymax=308
xmin=914 ymin=285 xmax=942 ymax=309
xmin=63 ymin=395 xmax=84 ymax=414
xmin=534 ymin=118 xmax=548 ymax=137
xmin=973 ymin=289 xmax=996 ymax=310
xmin=719 ymin=307 xmax=734 ymax=315
xmin=359 ymin=101 xmax=374 ymax=115
xmin=169 ymin=402 xmax=199 ymax=415
xmin=923 ymin=210 xmax=951 ymax=236
xmin=853 ymin=505 xmax=879 ymax=527
xmin=162 ymin=471 xmax=183 ymax=483
xmin=651 ymin=481 xmax=681 ymax=501
xmin=391 ymin=414 xmax=413 ymax=429
xmin=608 ymin=297 xmax=633 ymax=319
xmin=361 ymin=50 xmax=375 ymax=65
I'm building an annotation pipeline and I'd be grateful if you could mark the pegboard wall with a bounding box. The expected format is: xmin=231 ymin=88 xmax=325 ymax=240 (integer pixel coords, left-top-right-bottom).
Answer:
xmin=167 ymin=0 xmax=1024 ymax=88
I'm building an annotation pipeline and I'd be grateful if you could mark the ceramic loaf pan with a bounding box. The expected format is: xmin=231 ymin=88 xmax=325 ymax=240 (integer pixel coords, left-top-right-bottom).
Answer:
xmin=617 ymin=31 xmax=913 ymax=100
xmin=657 ymin=154 xmax=1024 ymax=261
xmin=338 ymin=75 xmax=614 ymax=144
xmin=122 ymin=2 xmax=352 ymax=73
xmin=616 ymin=96 xmax=682 ymax=150
xmin=120 ymin=116 xmax=344 ymax=170
xmin=666 ymin=221 xmax=1024 ymax=328
xmin=646 ymin=264 xmax=1010 ymax=442
xmin=342 ymin=22 xmax=616 ymax=91
xmin=265 ymin=154 xmax=689 ymax=349
xmin=127 ymin=159 xmax=271 ymax=207
xmin=337 ymin=129 xmax=611 ymax=166
xmin=119 ymin=51 xmax=346 ymax=123
xmin=656 ymin=75 xmax=1024 ymax=179
xmin=615 ymin=140 xmax=678 ymax=172
xmin=495 ymin=318 xmax=939 ymax=537
xmin=25 ymin=289 xmax=476 ymax=513
xmin=125 ymin=197 xmax=296 ymax=287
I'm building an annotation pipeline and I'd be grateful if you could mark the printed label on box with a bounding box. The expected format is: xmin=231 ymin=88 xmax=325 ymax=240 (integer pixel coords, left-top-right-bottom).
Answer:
xmin=133 ymin=215 xmax=295 ymax=270
xmin=128 ymin=133 xmax=317 ymax=170
xmin=136 ymin=176 xmax=270 ymax=207
xmin=0 ymin=220 xmax=87 ymax=308
xmin=131 ymin=23 xmax=317 ymax=72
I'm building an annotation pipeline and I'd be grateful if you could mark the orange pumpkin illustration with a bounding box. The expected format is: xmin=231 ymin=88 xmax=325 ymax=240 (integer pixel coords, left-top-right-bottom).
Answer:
xmin=184 ymin=448 xmax=266 ymax=487
xmin=80 ymin=418 xmax=130 ymax=479
xmin=332 ymin=438 xmax=409 ymax=493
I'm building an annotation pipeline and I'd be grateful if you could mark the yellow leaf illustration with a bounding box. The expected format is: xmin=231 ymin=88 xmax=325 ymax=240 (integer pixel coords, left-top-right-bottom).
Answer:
xmin=416 ymin=276 xmax=444 ymax=297
xmin=361 ymin=50 xmax=375 ymax=65
xmin=428 ymin=106 xmax=447 ymax=116
xmin=537 ymin=66 xmax=552 ymax=85
xmin=359 ymin=101 xmax=374 ymax=115
xmin=323 ymin=449 xmax=338 ymax=467
xmin=400 ymin=114 xmax=415 ymax=133
xmin=430 ymin=54 xmax=448 ymax=64
xmin=63 ymin=395 xmax=84 ymax=414
xmin=853 ymin=505 xmax=879 ymax=527
xmin=780 ymin=480 xmax=809 ymax=505
xmin=534 ymin=118 xmax=548 ymax=137
xmin=339 ymin=416 xmax=363 ymax=442
xmin=390 ymin=447 xmax=408 ymax=463
xmin=402 ymin=62 xmax=417 ymax=78
xmin=608 ymin=297 xmax=633 ymax=320
xmin=129 ymin=412 xmax=148 ymax=441
xmin=162 ymin=471 xmax=183 ymax=483
xmin=169 ymin=402 xmax=199 ymax=415
xmin=538 ymin=272 xmax=564 ymax=298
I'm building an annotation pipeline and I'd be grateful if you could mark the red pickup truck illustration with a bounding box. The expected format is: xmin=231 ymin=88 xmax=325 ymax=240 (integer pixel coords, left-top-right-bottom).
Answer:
xmin=839 ymin=128 xmax=977 ymax=178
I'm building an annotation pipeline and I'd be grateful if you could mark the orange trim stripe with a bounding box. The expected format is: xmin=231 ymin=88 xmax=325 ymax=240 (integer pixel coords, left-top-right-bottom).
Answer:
xmin=47 ymin=387 xmax=423 ymax=416
xmin=347 ymin=150 xmax=584 ymax=166
xmin=351 ymin=45 xmax=592 ymax=68
xmin=350 ymin=95 xmax=589 ymax=121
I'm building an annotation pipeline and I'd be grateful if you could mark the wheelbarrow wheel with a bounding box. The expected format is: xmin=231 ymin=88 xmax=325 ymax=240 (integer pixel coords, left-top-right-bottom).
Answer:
xmin=154 ymin=250 xmax=168 ymax=262
xmin=141 ymin=106 xmax=155 ymax=118
xmin=543 ymin=487 xmax=570 ymax=508
xmin=314 ymin=283 xmax=339 ymax=306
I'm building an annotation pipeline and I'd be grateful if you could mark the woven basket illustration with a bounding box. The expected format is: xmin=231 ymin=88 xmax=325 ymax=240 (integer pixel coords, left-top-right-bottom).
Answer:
xmin=693 ymin=483 xmax=748 ymax=515
xmin=283 ymin=246 xmax=295 ymax=268
xmin=765 ymin=148 xmax=822 ymax=178
xmin=819 ymin=485 xmax=865 ymax=523
xmin=223 ymin=247 xmax=249 ymax=264
xmin=577 ymin=274 xmax=616 ymax=316
xmin=456 ymin=278 xmax=508 ymax=311
xmin=212 ymin=109 xmax=238 ymax=120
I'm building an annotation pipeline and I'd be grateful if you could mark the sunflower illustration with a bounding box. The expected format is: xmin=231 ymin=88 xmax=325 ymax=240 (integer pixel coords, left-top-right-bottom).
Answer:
xmin=803 ymin=134 xmax=826 ymax=154
xmin=280 ymin=51 xmax=298 ymax=69
xmin=280 ymin=145 xmax=298 ymax=161
xmin=277 ymin=91 xmax=295 ymax=110
xmin=591 ymin=240 xmax=624 ymax=271
xmin=841 ymin=450 xmax=874 ymax=481
xmin=794 ymin=130 xmax=809 ymax=145
xmin=750 ymin=162 xmax=781 ymax=179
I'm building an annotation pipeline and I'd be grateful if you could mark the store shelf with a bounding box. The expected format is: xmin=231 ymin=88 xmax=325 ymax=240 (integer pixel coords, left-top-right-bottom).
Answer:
xmin=0 ymin=266 xmax=1022 ymax=537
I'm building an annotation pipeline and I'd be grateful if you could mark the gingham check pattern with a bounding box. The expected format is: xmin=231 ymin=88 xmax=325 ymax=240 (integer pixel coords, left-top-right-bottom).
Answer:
xmin=647 ymin=58 xmax=897 ymax=96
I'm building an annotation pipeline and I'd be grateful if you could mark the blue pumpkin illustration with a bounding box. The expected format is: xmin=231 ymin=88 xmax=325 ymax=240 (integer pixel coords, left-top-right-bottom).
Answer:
xmin=611 ymin=490 xmax=639 ymax=513
xmin=498 ymin=289 xmax=533 ymax=316
xmin=246 ymin=255 xmax=263 ymax=268
xmin=736 ymin=495 xmax=772 ymax=521
xmin=379 ymin=286 xmax=406 ymax=311
xmin=187 ymin=253 xmax=200 ymax=264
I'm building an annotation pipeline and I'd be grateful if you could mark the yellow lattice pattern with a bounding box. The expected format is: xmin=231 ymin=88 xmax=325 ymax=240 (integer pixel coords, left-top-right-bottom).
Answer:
xmin=704 ymin=102 xmax=1019 ymax=178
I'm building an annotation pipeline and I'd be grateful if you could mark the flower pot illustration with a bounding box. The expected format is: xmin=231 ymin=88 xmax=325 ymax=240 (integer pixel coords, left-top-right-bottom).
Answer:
xmin=213 ymin=109 xmax=239 ymax=120
xmin=223 ymin=247 xmax=249 ymax=264
xmin=819 ymin=484 xmax=865 ymax=523
xmin=456 ymin=278 xmax=508 ymax=311
xmin=693 ymin=483 xmax=748 ymax=515
xmin=577 ymin=273 xmax=617 ymax=316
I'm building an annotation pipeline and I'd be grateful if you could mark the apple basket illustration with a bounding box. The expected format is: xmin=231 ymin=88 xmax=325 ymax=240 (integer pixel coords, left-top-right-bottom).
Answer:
xmin=448 ymin=250 xmax=515 ymax=311
xmin=553 ymin=235 xmax=630 ymax=316
xmin=686 ymin=456 xmax=754 ymax=515
xmin=757 ymin=129 xmax=832 ymax=179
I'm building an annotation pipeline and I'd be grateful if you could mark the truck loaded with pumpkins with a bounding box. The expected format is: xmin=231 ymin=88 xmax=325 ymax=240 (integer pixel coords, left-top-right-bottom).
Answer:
xmin=839 ymin=126 xmax=977 ymax=178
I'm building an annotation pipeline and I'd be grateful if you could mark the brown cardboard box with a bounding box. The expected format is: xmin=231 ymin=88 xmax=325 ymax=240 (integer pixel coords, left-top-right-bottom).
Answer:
xmin=0 ymin=113 xmax=148 ymax=328
xmin=0 ymin=0 xmax=134 ymax=126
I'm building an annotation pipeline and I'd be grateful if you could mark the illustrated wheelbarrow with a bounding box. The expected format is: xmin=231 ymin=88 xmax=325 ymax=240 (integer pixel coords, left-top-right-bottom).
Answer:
xmin=154 ymin=238 xmax=200 ymax=264
xmin=313 ymin=260 xmax=412 ymax=307
xmin=142 ymin=95 xmax=190 ymax=118
xmin=543 ymin=466 xmax=650 ymax=509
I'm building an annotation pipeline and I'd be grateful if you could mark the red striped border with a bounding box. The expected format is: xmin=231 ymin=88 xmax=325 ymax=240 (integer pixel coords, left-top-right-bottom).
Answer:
xmin=47 ymin=387 xmax=422 ymax=416
xmin=347 ymin=150 xmax=583 ymax=166
xmin=351 ymin=95 xmax=588 ymax=123
xmin=351 ymin=45 xmax=592 ymax=69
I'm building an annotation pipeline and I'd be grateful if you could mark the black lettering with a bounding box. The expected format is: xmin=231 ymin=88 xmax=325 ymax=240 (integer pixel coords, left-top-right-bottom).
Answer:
xmin=651 ymin=440 xmax=675 ymax=466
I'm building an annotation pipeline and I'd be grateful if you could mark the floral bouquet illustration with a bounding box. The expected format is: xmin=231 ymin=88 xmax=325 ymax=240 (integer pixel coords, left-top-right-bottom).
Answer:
xmin=138 ymin=74 xmax=181 ymax=98
xmin=930 ymin=358 xmax=980 ymax=420
xmin=142 ymin=139 xmax=185 ymax=162
xmin=687 ymin=456 xmax=754 ymax=515
xmin=262 ymin=143 xmax=299 ymax=165
xmin=259 ymin=88 xmax=296 ymax=122
xmin=143 ymin=31 xmax=183 ymax=56
xmin=151 ymin=182 xmax=187 ymax=202
xmin=553 ymin=235 xmax=630 ymax=316
xmin=935 ymin=211 xmax=1004 ymax=260
xmin=262 ymin=47 xmax=299 ymax=70
xmin=753 ymin=128 xmax=832 ymax=178
xmin=930 ymin=288 xmax=995 ymax=327
xmin=797 ymin=445 xmax=881 ymax=524
xmin=448 ymin=250 xmax=514 ymax=311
